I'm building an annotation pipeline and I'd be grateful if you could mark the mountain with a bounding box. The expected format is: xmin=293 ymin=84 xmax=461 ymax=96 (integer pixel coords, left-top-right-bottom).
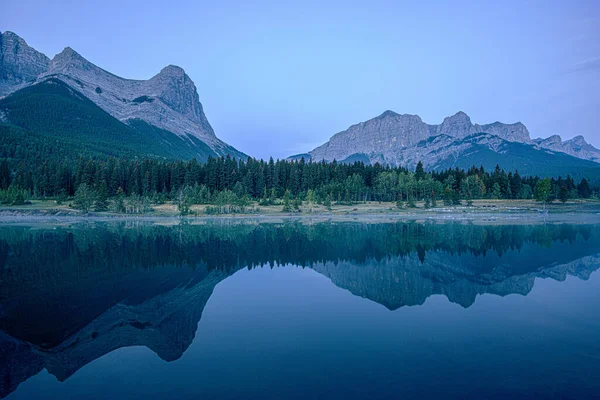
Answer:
xmin=300 ymin=110 xmax=600 ymax=179
xmin=532 ymin=135 xmax=600 ymax=163
xmin=0 ymin=78 xmax=220 ymax=160
xmin=0 ymin=31 xmax=246 ymax=160
xmin=418 ymin=132 xmax=600 ymax=180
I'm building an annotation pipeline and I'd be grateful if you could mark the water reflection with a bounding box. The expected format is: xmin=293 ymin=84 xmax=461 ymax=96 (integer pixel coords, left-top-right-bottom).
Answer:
xmin=0 ymin=221 xmax=599 ymax=398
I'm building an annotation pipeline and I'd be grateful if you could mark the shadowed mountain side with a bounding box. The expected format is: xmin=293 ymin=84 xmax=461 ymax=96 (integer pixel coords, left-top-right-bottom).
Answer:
xmin=0 ymin=332 xmax=44 ymax=399
xmin=40 ymin=269 xmax=229 ymax=382
xmin=0 ymin=266 xmax=234 ymax=397
xmin=0 ymin=79 xmax=223 ymax=161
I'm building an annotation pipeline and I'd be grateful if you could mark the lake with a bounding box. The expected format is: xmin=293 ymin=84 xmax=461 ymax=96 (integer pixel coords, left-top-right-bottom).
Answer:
xmin=1 ymin=220 xmax=599 ymax=399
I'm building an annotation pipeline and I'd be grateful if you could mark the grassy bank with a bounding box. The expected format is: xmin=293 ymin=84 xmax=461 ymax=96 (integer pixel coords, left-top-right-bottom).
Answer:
xmin=2 ymin=199 xmax=600 ymax=218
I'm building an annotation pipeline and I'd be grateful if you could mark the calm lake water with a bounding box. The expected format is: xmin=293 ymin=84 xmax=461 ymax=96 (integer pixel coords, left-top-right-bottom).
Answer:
xmin=1 ymin=220 xmax=599 ymax=399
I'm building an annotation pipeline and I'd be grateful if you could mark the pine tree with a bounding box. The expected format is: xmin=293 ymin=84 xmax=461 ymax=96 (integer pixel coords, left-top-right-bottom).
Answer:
xmin=324 ymin=193 xmax=332 ymax=211
xmin=407 ymin=196 xmax=416 ymax=208
xmin=259 ymin=187 xmax=270 ymax=206
xmin=282 ymin=190 xmax=292 ymax=212
xmin=306 ymin=189 xmax=314 ymax=212
xmin=94 ymin=182 xmax=109 ymax=211
xmin=113 ymin=187 xmax=126 ymax=213
xmin=492 ymin=183 xmax=502 ymax=199
xmin=535 ymin=178 xmax=552 ymax=208
xmin=578 ymin=178 xmax=591 ymax=198
xmin=293 ymin=196 xmax=302 ymax=212
xmin=559 ymin=186 xmax=569 ymax=203
xmin=0 ymin=160 xmax=11 ymax=190
xmin=74 ymin=183 xmax=96 ymax=213
xmin=56 ymin=189 xmax=68 ymax=205
xmin=443 ymin=185 xmax=453 ymax=206
xmin=415 ymin=161 xmax=425 ymax=181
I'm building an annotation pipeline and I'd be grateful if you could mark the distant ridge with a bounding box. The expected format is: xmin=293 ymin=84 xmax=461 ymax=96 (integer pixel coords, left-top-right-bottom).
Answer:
xmin=295 ymin=110 xmax=600 ymax=180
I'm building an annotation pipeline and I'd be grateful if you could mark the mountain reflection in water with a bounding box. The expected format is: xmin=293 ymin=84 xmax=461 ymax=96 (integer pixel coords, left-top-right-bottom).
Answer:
xmin=0 ymin=220 xmax=599 ymax=399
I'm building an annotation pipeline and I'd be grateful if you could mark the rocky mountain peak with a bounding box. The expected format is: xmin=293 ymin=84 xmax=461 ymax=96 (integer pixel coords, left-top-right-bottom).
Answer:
xmin=1 ymin=31 xmax=24 ymax=42
xmin=148 ymin=64 xmax=213 ymax=134
xmin=54 ymin=46 xmax=82 ymax=60
xmin=563 ymin=135 xmax=598 ymax=153
xmin=568 ymin=135 xmax=588 ymax=146
xmin=450 ymin=110 xmax=470 ymax=121
xmin=377 ymin=110 xmax=400 ymax=119
xmin=50 ymin=46 xmax=92 ymax=72
xmin=545 ymin=135 xmax=562 ymax=144
xmin=448 ymin=111 xmax=471 ymax=122
xmin=437 ymin=111 xmax=474 ymax=137
xmin=533 ymin=134 xmax=600 ymax=163
xmin=1 ymin=31 xmax=34 ymax=49
xmin=0 ymin=31 xmax=50 ymax=96
xmin=157 ymin=64 xmax=185 ymax=76
xmin=375 ymin=110 xmax=424 ymax=125
xmin=480 ymin=121 xmax=531 ymax=143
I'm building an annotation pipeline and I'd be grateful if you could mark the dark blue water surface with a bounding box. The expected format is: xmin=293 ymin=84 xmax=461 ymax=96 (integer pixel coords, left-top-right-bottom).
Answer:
xmin=1 ymin=221 xmax=599 ymax=399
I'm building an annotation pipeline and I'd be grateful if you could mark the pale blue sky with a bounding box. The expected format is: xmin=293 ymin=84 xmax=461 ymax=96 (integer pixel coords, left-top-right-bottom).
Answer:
xmin=2 ymin=0 xmax=599 ymax=159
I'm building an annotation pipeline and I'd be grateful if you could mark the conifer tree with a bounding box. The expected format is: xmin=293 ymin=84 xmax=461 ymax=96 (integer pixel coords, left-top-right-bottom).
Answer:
xmin=282 ymin=190 xmax=292 ymax=212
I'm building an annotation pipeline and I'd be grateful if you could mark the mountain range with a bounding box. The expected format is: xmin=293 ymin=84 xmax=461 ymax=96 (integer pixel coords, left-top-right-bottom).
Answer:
xmin=291 ymin=110 xmax=600 ymax=179
xmin=2 ymin=30 xmax=600 ymax=179
xmin=0 ymin=30 xmax=246 ymax=160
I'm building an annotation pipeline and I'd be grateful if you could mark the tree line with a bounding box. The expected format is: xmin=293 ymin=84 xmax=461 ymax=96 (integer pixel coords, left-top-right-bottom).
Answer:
xmin=0 ymin=155 xmax=595 ymax=213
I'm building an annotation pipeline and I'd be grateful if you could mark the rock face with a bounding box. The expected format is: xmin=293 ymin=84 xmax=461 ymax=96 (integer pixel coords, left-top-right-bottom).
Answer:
xmin=533 ymin=135 xmax=600 ymax=163
xmin=310 ymin=111 xmax=433 ymax=165
xmin=305 ymin=110 xmax=599 ymax=168
xmin=40 ymin=48 xmax=218 ymax=143
xmin=0 ymin=31 xmax=50 ymax=96
xmin=0 ymin=31 xmax=245 ymax=159
xmin=437 ymin=111 xmax=478 ymax=138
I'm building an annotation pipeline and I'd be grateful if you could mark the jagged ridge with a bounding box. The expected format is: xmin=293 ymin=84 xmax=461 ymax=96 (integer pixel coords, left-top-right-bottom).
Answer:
xmin=0 ymin=31 xmax=246 ymax=159
xmin=304 ymin=110 xmax=600 ymax=172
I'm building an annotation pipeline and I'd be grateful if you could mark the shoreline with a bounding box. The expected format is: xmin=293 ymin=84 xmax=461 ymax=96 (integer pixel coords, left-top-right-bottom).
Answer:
xmin=2 ymin=200 xmax=600 ymax=226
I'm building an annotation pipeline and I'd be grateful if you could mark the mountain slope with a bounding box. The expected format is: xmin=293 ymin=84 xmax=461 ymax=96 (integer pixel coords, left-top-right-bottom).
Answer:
xmin=0 ymin=31 xmax=246 ymax=160
xmin=431 ymin=133 xmax=600 ymax=180
xmin=533 ymin=135 xmax=600 ymax=163
xmin=0 ymin=78 xmax=221 ymax=160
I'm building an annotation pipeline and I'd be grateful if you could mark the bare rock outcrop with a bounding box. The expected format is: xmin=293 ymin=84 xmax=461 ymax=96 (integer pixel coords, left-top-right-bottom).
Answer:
xmin=0 ymin=31 xmax=50 ymax=96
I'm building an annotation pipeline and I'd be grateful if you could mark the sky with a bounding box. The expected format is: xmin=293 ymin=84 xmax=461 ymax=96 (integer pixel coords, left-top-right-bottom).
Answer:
xmin=1 ymin=0 xmax=599 ymax=160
